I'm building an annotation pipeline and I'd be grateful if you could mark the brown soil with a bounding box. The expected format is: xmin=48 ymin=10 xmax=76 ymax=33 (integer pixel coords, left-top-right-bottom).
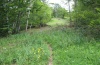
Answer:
xmin=48 ymin=44 xmax=53 ymax=65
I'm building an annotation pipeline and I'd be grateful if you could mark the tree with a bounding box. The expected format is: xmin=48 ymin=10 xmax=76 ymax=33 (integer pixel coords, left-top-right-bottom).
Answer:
xmin=29 ymin=0 xmax=52 ymax=27
xmin=0 ymin=0 xmax=52 ymax=37
xmin=0 ymin=0 xmax=31 ymax=36
xmin=73 ymin=0 xmax=100 ymax=38
xmin=67 ymin=0 xmax=72 ymax=25
xmin=52 ymin=4 xmax=68 ymax=18
xmin=0 ymin=0 xmax=9 ymax=36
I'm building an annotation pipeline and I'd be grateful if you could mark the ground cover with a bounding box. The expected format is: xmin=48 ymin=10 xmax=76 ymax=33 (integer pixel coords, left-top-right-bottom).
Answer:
xmin=0 ymin=18 xmax=100 ymax=65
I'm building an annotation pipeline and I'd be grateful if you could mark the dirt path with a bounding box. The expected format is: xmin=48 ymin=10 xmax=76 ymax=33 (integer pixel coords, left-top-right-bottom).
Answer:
xmin=26 ymin=18 xmax=69 ymax=65
xmin=48 ymin=44 xmax=53 ymax=65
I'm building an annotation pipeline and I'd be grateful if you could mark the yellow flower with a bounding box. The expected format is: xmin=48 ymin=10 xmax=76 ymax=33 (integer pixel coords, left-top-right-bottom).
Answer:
xmin=38 ymin=48 xmax=41 ymax=53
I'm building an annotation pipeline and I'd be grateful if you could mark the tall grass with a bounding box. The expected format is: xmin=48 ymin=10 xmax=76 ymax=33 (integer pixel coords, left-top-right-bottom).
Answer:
xmin=0 ymin=32 xmax=50 ymax=65
xmin=0 ymin=27 xmax=100 ymax=65
xmin=40 ymin=28 xmax=100 ymax=65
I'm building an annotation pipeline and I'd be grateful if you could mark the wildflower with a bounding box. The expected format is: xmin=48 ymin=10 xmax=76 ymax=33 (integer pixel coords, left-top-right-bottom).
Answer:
xmin=38 ymin=48 xmax=41 ymax=53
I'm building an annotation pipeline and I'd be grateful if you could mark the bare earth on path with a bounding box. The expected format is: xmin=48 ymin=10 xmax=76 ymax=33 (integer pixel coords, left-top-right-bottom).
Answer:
xmin=48 ymin=44 xmax=53 ymax=65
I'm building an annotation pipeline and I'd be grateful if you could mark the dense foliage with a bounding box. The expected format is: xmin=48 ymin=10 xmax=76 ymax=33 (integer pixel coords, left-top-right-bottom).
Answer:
xmin=52 ymin=4 xmax=68 ymax=18
xmin=0 ymin=0 xmax=52 ymax=37
xmin=73 ymin=0 xmax=100 ymax=38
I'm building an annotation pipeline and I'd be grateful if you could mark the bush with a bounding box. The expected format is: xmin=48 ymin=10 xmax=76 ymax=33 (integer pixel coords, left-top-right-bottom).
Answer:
xmin=73 ymin=10 xmax=100 ymax=38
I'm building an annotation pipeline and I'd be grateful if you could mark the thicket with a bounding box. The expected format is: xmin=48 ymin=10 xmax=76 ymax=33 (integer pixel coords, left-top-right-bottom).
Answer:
xmin=0 ymin=0 xmax=52 ymax=37
xmin=52 ymin=4 xmax=68 ymax=18
xmin=73 ymin=0 xmax=100 ymax=38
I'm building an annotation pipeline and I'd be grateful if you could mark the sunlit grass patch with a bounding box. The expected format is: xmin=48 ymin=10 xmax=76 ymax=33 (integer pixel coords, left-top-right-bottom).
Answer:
xmin=47 ymin=18 xmax=69 ymax=26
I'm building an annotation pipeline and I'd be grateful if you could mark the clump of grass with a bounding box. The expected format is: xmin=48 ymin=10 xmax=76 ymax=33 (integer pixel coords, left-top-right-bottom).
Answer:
xmin=41 ymin=28 xmax=100 ymax=65
xmin=0 ymin=33 xmax=50 ymax=65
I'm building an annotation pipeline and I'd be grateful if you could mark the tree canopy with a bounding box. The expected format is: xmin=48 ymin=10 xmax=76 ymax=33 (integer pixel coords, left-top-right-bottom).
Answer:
xmin=73 ymin=0 xmax=100 ymax=38
xmin=52 ymin=4 xmax=68 ymax=18
xmin=0 ymin=0 xmax=52 ymax=37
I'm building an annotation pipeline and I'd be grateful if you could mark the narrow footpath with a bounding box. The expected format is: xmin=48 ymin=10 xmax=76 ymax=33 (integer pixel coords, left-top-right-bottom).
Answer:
xmin=48 ymin=44 xmax=53 ymax=65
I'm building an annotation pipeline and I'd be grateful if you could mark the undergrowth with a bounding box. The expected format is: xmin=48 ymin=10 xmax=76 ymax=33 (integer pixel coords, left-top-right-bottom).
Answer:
xmin=0 ymin=27 xmax=100 ymax=65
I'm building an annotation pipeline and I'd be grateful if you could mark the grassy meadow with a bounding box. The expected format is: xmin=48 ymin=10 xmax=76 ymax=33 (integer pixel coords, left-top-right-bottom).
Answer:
xmin=47 ymin=18 xmax=69 ymax=26
xmin=0 ymin=18 xmax=100 ymax=65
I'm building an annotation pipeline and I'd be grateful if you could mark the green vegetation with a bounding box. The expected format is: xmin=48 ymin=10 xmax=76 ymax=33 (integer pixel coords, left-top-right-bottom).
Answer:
xmin=72 ymin=0 xmax=100 ymax=38
xmin=0 ymin=0 xmax=52 ymax=36
xmin=0 ymin=32 xmax=50 ymax=65
xmin=0 ymin=0 xmax=100 ymax=65
xmin=47 ymin=29 xmax=100 ymax=65
xmin=0 ymin=26 xmax=100 ymax=65
xmin=52 ymin=4 xmax=68 ymax=18
xmin=47 ymin=18 xmax=69 ymax=26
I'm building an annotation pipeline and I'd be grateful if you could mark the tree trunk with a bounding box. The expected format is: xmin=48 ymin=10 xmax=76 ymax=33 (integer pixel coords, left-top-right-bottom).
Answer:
xmin=26 ymin=20 xmax=29 ymax=31
xmin=68 ymin=0 xmax=72 ymax=26
xmin=13 ymin=22 xmax=15 ymax=29
xmin=6 ymin=14 xmax=9 ymax=34
xmin=15 ymin=13 xmax=21 ymax=33
xmin=74 ymin=0 xmax=78 ymax=28
xmin=26 ymin=10 xmax=30 ymax=31
xmin=30 ymin=23 xmax=32 ymax=29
